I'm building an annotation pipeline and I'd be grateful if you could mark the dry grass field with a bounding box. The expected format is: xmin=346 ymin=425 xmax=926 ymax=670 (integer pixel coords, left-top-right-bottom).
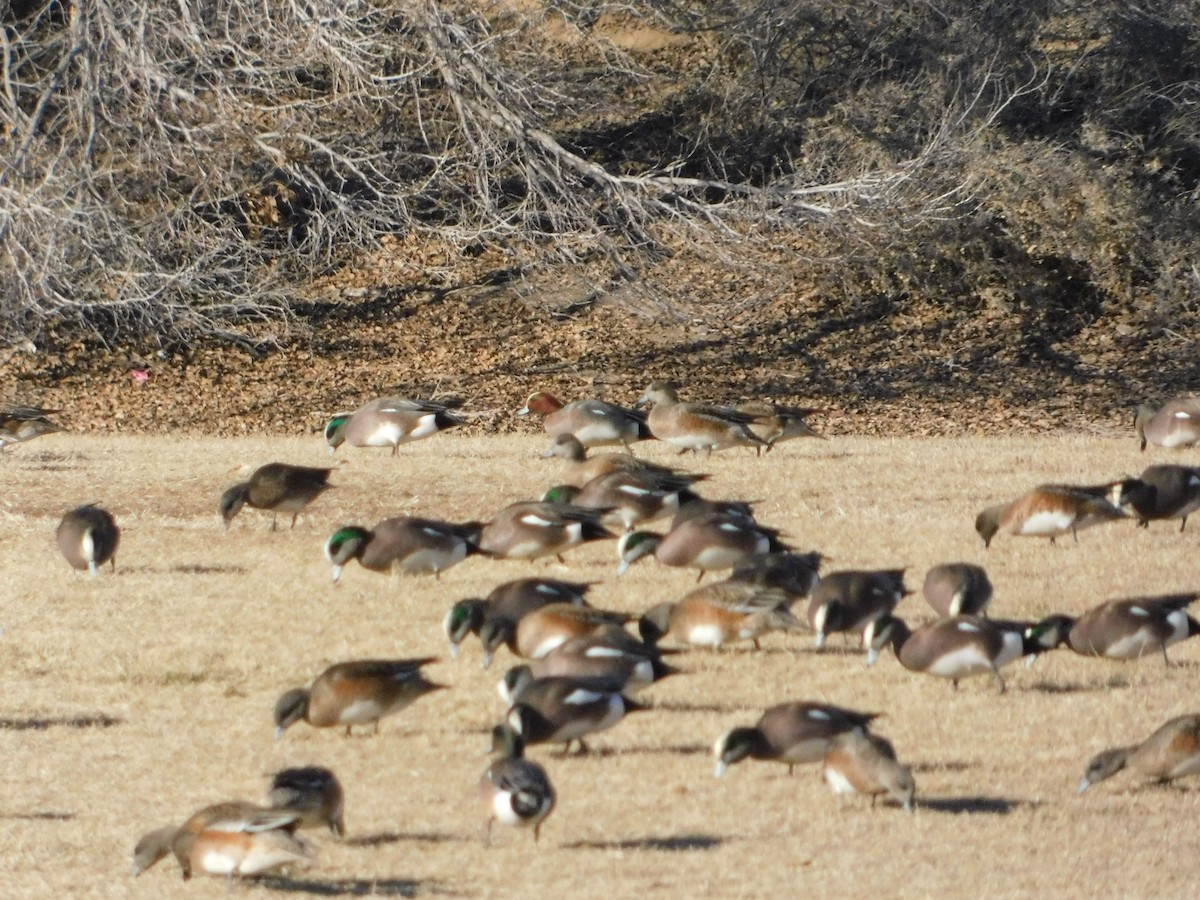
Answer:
xmin=0 ymin=430 xmax=1197 ymax=899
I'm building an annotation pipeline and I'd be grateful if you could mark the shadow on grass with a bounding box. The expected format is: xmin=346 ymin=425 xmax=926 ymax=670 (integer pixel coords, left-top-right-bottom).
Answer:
xmin=652 ymin=701 xmax=750 ymax=714
xmin=0 ymin=811 xmax=74 ymax=821
xmin=346 ymin=831 xmax=465 ymax=848
xmin=171 ymin=563 xmax=249 ymax=575
xmin=255 ymin=876 xmax=454 ymax=896
xmin=1027 ymin=677 xmax=1129 ymax=694
xmin=919 ymin=796 xmax=1033 ymax=815
xmin=0 ymin=713 xmax=121 ymax=731
xmin=560 ymin=833 xmax=724 ymax=852
xmin=910 ymin=759 xmax=979 ymax=774
xmin=578 ymin=743 xmax=710 ymax=759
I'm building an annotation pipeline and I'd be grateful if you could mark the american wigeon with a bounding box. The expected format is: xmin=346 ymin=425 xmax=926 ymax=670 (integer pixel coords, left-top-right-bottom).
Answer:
xmin=864 ymin=614 xmax=1046 ymax=692
xmin=713 ymin=702 xmax=880 ymax=777
xmin=219 ymin=463 xmax=333 ymax=531
xmin=507 ymin=683 xmax=644 ymax=753
xmin=618 ymin=512 xmax=788 ymax=581
xmin=638 ymin=582 xmax=801 ymax=650
xmin=519 ymin=391 xmax=650 ymax=449
xmin=324 ymin=397 xmax=464 ymax=455
xmin=562 ymin=468 xmax=708 ymax=532
xmin=635 ymin=381 xmax=768 ymax=454
xmin=736 ymin=401 xmax=825 ymax=455
xmin=729 ymin=551 xmax=824 ymax=598
xmin=479 ymin=603 xmax=630 ymax=668
xmin=1077 ymin=714 xmax=1200 ymax=793
xmin=274 ymin=658 xmax=443 ymax=737
xmin=267 ymin=767 xmax=346 ymax=837
xmin=0 ymin=405 xmax=62 ymax=450
xmin=498 ymin=633 xmax=674 ymax=702
xmin=541 ymin=434 xmax=685 ymax=487
xmin=1135 ymin=397 xmax=1200 ymax=451
xmin=1029 ymin=593 xmax=1200 ymax=665
xmin=133 ymin=802 xmax=308 ymax=880
xmin=477 ymin=501 xmax=614 ymax=561
xmin=807 ymin=569 xmax=908 ymax=650
xmin=55 ymin=504 xmax=120 ymax=575
xmin=324 ymin=516 xmax=484 ymax=581
xmin=974 ymin=482 xmax=1130 ymax=547
xmin=443 ymin=578 xmax=593 ymax=659
xmin=822 ymin=730 xmax=915 ymax=812
xmin=921 ymin=563 xmax=993 ymax=617
xmin=1124 ymin=464 xmax=1200 ymax=531
xmin=481 ymin=724 xmax=556 ymax=843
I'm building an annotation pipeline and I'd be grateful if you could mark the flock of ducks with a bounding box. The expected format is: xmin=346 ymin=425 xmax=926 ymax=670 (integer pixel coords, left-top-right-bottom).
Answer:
xmin=7 ymin=387 xmax=1200 ymax=884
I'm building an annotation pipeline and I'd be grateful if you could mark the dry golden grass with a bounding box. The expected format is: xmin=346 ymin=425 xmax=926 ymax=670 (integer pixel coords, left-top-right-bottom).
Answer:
xmin=0 ymin=431 xmax=1197 ymax=898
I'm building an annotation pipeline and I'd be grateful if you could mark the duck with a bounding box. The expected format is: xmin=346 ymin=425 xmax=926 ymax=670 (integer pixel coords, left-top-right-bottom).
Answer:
xmin=1135 ymin=396 xmax=1200 ymax=451
xmin=477 ymin=500 xmax=614 ymax=561
xmin=921 ymin=562 xmax=993 ymax=617
xmin=807 ymin=569 xmax=909 ymax=650
xmin=443 ymin=578 xmax=594 ymax=659
xmin=1123 ymin=464 xmax=1200 ymax=531
xmin=267 ymin=767 xmax=345 ymax=837
xmin=1028 ymin=593 xmax=1200 ymax=665
xmin=552 ymin=468 xmax=708 ymax=532
xmin=617 ymin=511 xmax=788 ymax=581
xmin=506 ymin=683 xmax=644 ymax=753
xmin=713 ymin=702 xmax=881 ymax=777
xmin=273 ymin=658 xmax=443 ymax=737
xmin=0 ymin=405 xmax=63 ymax=450
xmin=541 ymin=434 xmax=685 ymax=487
xmin=518 ymin=390 xmax=650 ymax=449
xmin=324 ymin=516 xmax=484 ymax=581
xmin=736 ymin=401 xmax=824 ymax=455
xmin=638 ymin=582 xmax=801 ymax=651
xmin=1077 ymin=714 xmax=1200 ymax=793
xmin=55 ymin=504 xmax=120 ymax=576
xmin=729 ymin=551 xmax=824 ymax=599
xmin=635 ymin=381 xmax=768 ymax=454
xmin=975 ymin=482 xmax=1131 ymax=547
xmin=324 ymin=396 xmax=464 ymax=455
xmin=822 ymin=730 xmax=915 ymax=812
xmin=479 ymin=603 xmax=630 ymax=668
xmin=864 ymin=614 xmax=1047 ymax=692
xmin=219 ymin=462 xmax=333 ymax=531
xmin=480 ymin=723 xmax=556 ymax=842
xmin=133 ymin=802 xmax=309 ymax=880
xmin=498 ymin=633 xmax=674 ymax=702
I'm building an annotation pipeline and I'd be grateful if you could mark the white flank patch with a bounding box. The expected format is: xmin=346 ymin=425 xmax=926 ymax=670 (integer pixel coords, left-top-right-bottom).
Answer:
xmin=365 ymin=423 xmax=404 ymax=447
xmin=529 ymin=635 xmax=568 ymax=659
xmin=337 ymin=699 xmax=384 ymax=725
xmin=81 ymin=531 xmax=96 ymax=563
xmin=407 ymin=414 xmax=440 ymax=440
xmin=1165 ymin=611 xmax=1192 ymax=645
xmin=925 ymin=645 xmax=992 ymax=679
xmin=994 ymin=631 xmax=1025 ymax=668
xmin=492 ymin=790 xmax=527 ymax=827
xmin=199 ymin=850 xmax=238 ymax=876
xmin=812 ymin=604 xmax=829 ymax=635
xmin=824 ymin=767 xmax=857 ymax=795
xmin=1016 ymin=509 xmax=1075 ymax=537
xmin=683 ymin=623 xmax=726 ymax=648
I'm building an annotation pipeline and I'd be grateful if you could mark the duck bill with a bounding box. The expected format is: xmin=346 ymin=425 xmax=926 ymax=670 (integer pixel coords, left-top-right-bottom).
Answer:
xmin=865 ymin=647 xmax=880 ymax=667
xmin=713 ymin=761 xmax=728 ymax=778
xmin=274 ymin=725 xmax=287 ymax=741
xmin=481 ymin=649 xmax=494 ymax=670
xmin=330 ymin=565 xmax=343 ymax=583
xmin=449 ymin=641 xmax=461 ymax=660
xmin=616 ymin=560 xmax=631 ymax=577
xmin=1076 ymin=778 xmax=1092 ymax=795
xmin=1023 ymin=653 xmax=1038 ymax=669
